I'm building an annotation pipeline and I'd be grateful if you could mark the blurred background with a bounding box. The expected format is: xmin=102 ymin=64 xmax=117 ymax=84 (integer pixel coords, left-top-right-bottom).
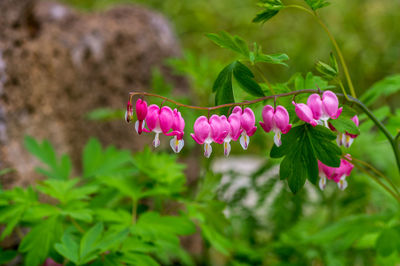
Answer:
xmin=0 ymin=0 xmax=399 ymax=265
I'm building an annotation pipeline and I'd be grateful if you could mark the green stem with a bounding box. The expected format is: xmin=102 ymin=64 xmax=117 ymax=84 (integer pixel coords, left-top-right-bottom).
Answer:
xmin=337 ymin=79 xmax=349 ymax=101
xmin=132 ymin=198 xmax=137 ymax=224
xmin=338 ymin=94 xmax=400 ymax=174
xmin=254 ymin=64 xmax=275 ymax=94
xmin=284 ymin=4 xmax=357 ymax=98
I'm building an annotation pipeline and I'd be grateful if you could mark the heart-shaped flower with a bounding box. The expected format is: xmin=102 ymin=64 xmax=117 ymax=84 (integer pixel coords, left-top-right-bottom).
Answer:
xmin=292 ymin=101 xmax=318 ymax=127
xmin=143 ymin=104 xmax=174 ymax=147
xmin=259 ymin=105 xmax=292 ymax=147
xmin=318 ymin=154 xmax=354 ymax=190
xmin=307 ymin=91 xmax=342 ymax=127
xmin=134 ymin=99 xmax=148 ymax=134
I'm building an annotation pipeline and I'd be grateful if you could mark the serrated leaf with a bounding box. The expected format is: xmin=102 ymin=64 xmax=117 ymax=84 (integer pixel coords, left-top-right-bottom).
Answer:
xmin=232 ymin=61 xmax=265 ymax=97
xmin=270 ymin=124 xmax=341 ymax=193
xmin=329 ymin=117 xmax=360 ymax=135
xmin=80 ymin=223 xmax=103 ymax=262
xmin=19 ymin=216 xmax=63 ymax=266
xmin=304 ymin=0 xmax=330 ymax=11
xmin=252 ymin=0 xmax=284 ymax=24
xmin=55 ymin=232 xmax=79 ymax=264
xmin=206 ymin=31 xmax=249 ymax=57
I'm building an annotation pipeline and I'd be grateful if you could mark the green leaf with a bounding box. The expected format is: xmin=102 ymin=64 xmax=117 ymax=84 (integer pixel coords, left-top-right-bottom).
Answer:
xmin=315 ymin=60 xmax=338 ymax=80
xmin=55 ymin=232 xmax=79 ymax=264
xmin=376 ymin=228 xmax=400 ymax=257
xmin=24 ymin=136 xmax=71 ymax=180
xmin=213 ymin=62 xmax=235 ymax=108
xmin=232 ymin=61 xmax=265 ymax=97
xmin=206 ymin=31 xmax=249 ymax=57
xmin=19 ymin=216 xmax=63 ymax=266
xmin=329 ymin=117 xmax=360 ymax=135
xmin=360 ymin=74 xmax=400 ymax=106
xmin=120 ymin=252 xmax=159 ymax=266
xmin=80 ymin=223 xmax=103 ymax=263
xmin=253 ymin=0 xmax=284 ymax=24
xmin=270 ymin=125 xmax=341 ymax=193
xmin=82 ymin=138 xmax=133 ymax=178
xmin=304 ymin=0 xmax=330 ymax=11
xmin=251 ymin=43 xmax=289 ymax=66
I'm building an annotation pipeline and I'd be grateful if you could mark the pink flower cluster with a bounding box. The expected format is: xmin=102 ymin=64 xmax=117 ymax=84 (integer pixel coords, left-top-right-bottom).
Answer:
xmin=126 ymin=90 xmax=360 ymax=191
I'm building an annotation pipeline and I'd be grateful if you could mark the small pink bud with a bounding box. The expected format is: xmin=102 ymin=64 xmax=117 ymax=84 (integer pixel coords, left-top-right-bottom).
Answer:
xmin=125 ymin=101 xmax=133 ymax=123
xmin=134 ymin=99 xmax=148 ymax=134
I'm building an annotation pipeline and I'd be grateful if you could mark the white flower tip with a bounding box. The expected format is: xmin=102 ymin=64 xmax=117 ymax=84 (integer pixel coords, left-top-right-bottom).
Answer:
xmin=204 ymin=143 xmax=212 ymax=158
xmin=274 ymin=132 xmax=282 ymax=147
xmin=170 ymin=137 xmax=184 ymax=153
xmin=153 ymin=133 xmax=160 ymax=148
xmin=240 ymin=134 xmax=249 ymax=150
xmin=224 ymin=142 xmax=231 ymax=157
xmin=338 ymin=178 xmax=348 ymax=191
xmin=135 ymin=120 xmax=139 ymax=134
xmin=319 ymin=176 xmax=327 ymax=190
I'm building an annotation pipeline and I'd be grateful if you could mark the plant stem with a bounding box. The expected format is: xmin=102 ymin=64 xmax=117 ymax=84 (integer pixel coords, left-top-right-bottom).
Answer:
xmin=337 ymin=79 xmax=349 ymax=101
xmin=352 ymin=160 xmax=400 ymax=203
xmin=132 ymin=198 xmax=137 ymax=224
xmin=70 ymin=217 xmax=85 ymax=233
xmin=129 ymin=89 xmax=317 ymax=111
xmin=284 ymin=4 xmax=357 ymax=98
xmin=337 ymin=94 xmax=400 ymax=174
xmin=254 ymin=64 xmax=275 ymax=94
xmin=351 ymin=156 xmax=400 ymax=197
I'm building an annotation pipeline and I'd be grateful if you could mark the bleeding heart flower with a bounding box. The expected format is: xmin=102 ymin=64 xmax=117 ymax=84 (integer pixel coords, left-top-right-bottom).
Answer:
xmin=332 ymin=115 xmax=359 ymax=148
xmin=143 ymin=104 xmax=173 ymax=148
xmin=134 ymin=99 xmax=148 ymax=134
xmin=232 ymin=106 xmax=257 ymax=150
xmin=168 ymin=109 xmax=185 ymax=153
xmin=125 ymin=101 xmax=133 ymax=123
xmin=318 ymin=154 xmax=354 ymax=190
xmin=259 ymin=105 xmax=292 ymax=147
xmin=307 ymin=91 xmax=342 ymax=127
xmin=221 ymin=113 xmax=242 ymax=157
xmin=292 ymin=101 xmax=318 ymax=127
xmin=191 ymin=115 xmax=229 ymax=158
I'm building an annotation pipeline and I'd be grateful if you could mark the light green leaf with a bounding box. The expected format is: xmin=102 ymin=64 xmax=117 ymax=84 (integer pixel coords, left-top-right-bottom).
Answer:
xmin=376 ymin=228 xmax=400 ymax=257
xmin=361 ymin=74 xmax=400 ymax=106
xmin=55 ymin=232 xmax=79 ymax=264
xmin=304 ymin=0 xmax=330 ymax=11
xmin=253 ymin=0 xmax=284 ymax=24
xmin=206 ymin=31 xmax=249 ymax=57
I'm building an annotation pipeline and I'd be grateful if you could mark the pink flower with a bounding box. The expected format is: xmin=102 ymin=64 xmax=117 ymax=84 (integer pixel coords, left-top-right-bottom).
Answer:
xmin=169 ymin=109 xmax=185 ymax=153
xmin=333 ymin=115 xmax=359 ymax=148
xmin=143 ymin=104 xmax=173 ymax=147
xmin=307 ymin=91 xmax=342 ymax=127
xmin=191 ymin=115 xmax=229 ymax=158
xmin=221 ymin=113 xmax=242 ymax=157
xmin=259 ymin=105 xmax=292 ymax=147
xmin=44 ymin=258 xmax=62 ymax=266
xmin=232 ymin=106 xmax=257 ymax=150
xmin=125 ymin=101 xmax=133 ymax=123
xmin=134 ymin=99 xmax=148 ymax=134
xmin=292 ymin=101 xmax=318 ymax=127
xmin=318 ymin=154 xmax=354 ymax=190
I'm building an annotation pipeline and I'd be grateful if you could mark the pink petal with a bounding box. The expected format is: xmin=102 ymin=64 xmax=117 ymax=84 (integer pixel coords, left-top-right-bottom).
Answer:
xmin=228 ymin=113 xmax=242 ymax=141
xmin=260 ymin=105 xmax=274 ymax=132
xmin=232 ymin=106 xmax=243 ymax=115
xmin=145 ymin=105 xmax=160 ymax=131
xmin=331 ymin=107 xmax=343 ymax=119
xmin=210 ymin=115 xmax=228 ymax=144
xmin=159 ymin=106 xmax=174 ymax=133
xmin=274 ymin=105 xmax=291 ymax=133
xmin=193 ymin=116 xmax=211 ymax=144
xmin=352 ymin=115 xmax=359 ymax=127
xmin=241 ymin=107 xmax=256 ymax=134
xmin=322 ymin=91 xmax=340 ymax=119
xmin=307 ymin=94 xmax=323 ymax=120
xmin=292 ymin=101 xmax=317 ymax=126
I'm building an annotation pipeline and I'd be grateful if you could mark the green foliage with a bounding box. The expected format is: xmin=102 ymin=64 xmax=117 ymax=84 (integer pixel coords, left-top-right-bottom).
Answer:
xmin=329 ymin=117 xmax=360 ymax=135
xmin=252 ymin=0 xmax=284 ymax=23
xmin=360 ymin=74 xmax=400 ymax=106
xmin=271 ymin=124 xmax=341 ymax=193
xmin=0 ymin=248 xmax=17 ymax=264
xmin=315 ymin=53 xmax=339 ymax=80
xmin=24 ymin=136 xmax=71 ymax=180
xmin=304 ymin=0 xmax=330 ymax=11
xmin=375 ymin=227 xmax=400 ymax=257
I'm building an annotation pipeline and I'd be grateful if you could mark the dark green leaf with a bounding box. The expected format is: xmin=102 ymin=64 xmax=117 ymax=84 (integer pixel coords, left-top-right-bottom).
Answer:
xmin=0 ymin=249 xmax=17 ymax=264
xmin=212 ymin=62 xmax=235 ymax=107
xmin=252 ymin=0 xmax=284 ymax=24
xmin=329 ymin=117 xmax=360 ymax=135
xmin=232 ymin=61 xmax=264 ymax=97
